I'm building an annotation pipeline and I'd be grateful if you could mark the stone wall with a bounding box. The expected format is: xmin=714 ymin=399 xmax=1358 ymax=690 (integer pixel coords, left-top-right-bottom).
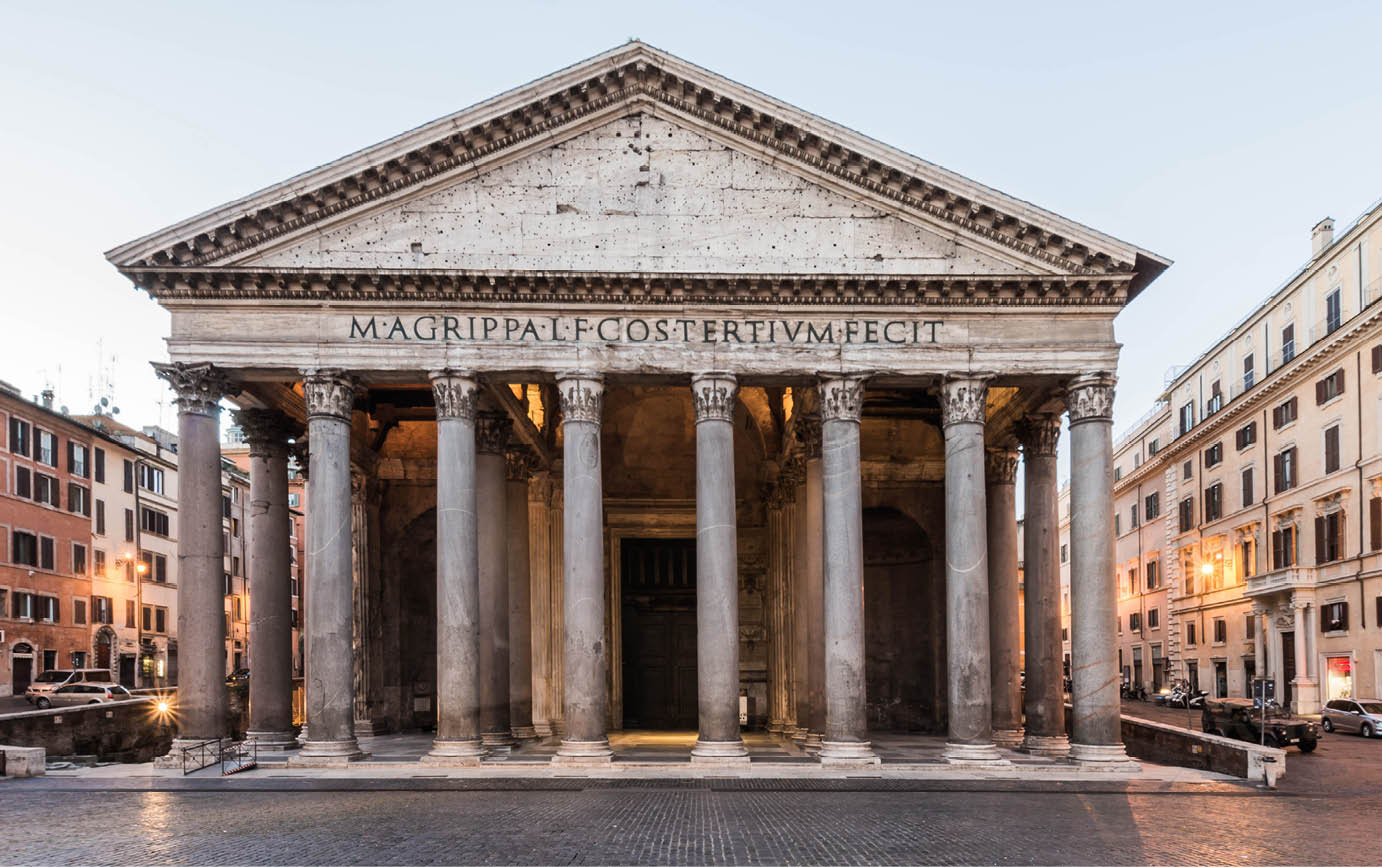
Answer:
xmin=0 ymin=701 xmax=175 ymax=763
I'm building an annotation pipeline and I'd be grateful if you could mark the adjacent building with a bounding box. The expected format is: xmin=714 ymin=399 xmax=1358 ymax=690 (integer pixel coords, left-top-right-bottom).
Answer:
xmin=1112 ymin=202 xmax=1382 ymax=712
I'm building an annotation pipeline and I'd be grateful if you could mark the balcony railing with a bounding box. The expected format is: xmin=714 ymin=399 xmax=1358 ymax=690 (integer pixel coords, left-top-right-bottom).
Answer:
xmin=1244 ymin=566 xmax=1316 ymax=598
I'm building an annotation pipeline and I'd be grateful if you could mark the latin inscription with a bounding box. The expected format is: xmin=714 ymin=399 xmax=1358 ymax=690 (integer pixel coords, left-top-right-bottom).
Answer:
xmin=348 ymin=315 xmax=944 ymax=345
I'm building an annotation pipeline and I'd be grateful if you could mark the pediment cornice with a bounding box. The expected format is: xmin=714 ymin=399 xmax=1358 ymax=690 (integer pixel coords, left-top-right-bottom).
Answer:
xmin=130 ymin=266 xmax=1130 ymax=306
xmin=106 ymin=42 xmax=1168 ymax=297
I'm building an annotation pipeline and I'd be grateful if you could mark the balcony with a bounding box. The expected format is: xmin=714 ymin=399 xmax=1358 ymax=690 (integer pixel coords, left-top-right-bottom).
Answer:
xmin=1244 ymin=566 xmax=1316 ymax=598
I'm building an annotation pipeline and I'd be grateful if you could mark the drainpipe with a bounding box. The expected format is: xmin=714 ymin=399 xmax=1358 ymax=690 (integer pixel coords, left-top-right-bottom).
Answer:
xmin=1355 ymin=349 xmax=1367 ymax=629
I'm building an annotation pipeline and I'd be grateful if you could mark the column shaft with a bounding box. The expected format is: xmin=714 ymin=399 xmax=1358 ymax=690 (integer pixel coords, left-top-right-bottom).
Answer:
xmin=985 ymin=448 xmax=1022 ymax=748
xmin=555 ymin=373 xmax=611 ymax=761
xmin=152 ymin=363 xmax=233 ymax=756
xmin=940 ymin=376 xmax=1003 ymax=763
xmin=298 ymin=370 xmax=363 ymax=761
xmin=237 ymin=409 xmax=300 ymax=749
xmin=426 ymin=372 xmax=485 ymax=762
xmin=477 ymin=412 xmax=513 ymax=750
xmin=507 ymin=450 xmax=537 ymax=741
xmin=818 ymin=377 xmax=876 ymax=764
xmin=1066 ymin=374 xmax=1131 ymax=765
xmin=691 ymin=373 xmax=747 ymax=760
xmin=1020 ymin=414 xmax=1068 ymax=757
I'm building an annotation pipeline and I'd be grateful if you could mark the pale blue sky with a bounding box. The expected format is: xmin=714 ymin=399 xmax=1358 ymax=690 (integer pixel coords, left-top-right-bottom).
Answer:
xmin=2 ymin=1 xmax=1380 ymax=441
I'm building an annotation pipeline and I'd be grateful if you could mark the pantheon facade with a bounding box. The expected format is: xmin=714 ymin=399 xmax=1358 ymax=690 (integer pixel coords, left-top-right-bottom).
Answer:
xmin=107 ymin=43 xmax=1168 ymax=766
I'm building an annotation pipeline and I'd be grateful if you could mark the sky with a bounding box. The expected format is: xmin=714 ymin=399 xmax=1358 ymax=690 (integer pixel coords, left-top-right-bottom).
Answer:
xmin=2 ymin=1 xmax=1380 ymax=446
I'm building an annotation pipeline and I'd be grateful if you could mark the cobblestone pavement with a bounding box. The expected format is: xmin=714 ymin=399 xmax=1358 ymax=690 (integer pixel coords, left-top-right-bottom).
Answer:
xmin=3 ymin=777 xmax=1380 ymax=865
xmin=1121 ymin=698 xmax=1382 ymax=795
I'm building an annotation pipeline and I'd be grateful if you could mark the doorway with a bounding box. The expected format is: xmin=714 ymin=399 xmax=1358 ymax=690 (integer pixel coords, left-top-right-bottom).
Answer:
xmin=11 ymin=643 xmax=34 ymax=694
xmin=119 ymin=654 xmax=136 ymax=689
xmin=1282 ymin=631 xmax=1296 ymax=707
xmin=620 ymin=538 xmax=697 ymax=729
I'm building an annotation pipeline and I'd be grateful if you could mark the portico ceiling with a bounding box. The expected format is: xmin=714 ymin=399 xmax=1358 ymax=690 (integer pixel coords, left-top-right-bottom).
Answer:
xmin=105 ymin=41 xmax=1169 ymax=304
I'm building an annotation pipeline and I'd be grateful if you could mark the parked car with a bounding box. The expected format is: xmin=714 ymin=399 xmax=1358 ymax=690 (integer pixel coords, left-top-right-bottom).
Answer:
xmin=24 ymin=668 xmax=114 ymax=704
xmin=1201 ymin=697 xmax=1319 ymax=752
xmin=35 ymin=683 xmax=135 ymax=709
xmin=226 ymin=668 xmax=250 ymax=685
xmin=1321 ymin=699 xmax=1382 ymax=738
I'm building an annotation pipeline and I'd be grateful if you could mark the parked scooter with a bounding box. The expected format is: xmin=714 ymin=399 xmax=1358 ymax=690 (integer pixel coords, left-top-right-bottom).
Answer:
xmin=1121 ymin=682 xmax=1148 ymax=701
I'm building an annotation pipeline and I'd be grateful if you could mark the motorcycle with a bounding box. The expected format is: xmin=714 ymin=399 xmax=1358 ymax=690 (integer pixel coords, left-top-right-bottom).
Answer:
xmin=1121 ymin=682 xmax=1147 ymax=701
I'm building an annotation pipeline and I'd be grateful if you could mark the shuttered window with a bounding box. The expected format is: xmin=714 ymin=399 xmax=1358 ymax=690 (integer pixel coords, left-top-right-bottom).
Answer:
xmin=1372 ymin=344 xmax=1382 ymax=373
xmin=1274 ymin=447 xmax=1298 ymax=493
xmin=1272 ymin=526 xmax=1296 ymax=569
xmin=1241 ymin=467 xmax=1254 ymax=508
xmin=1315 ymin=511 xmax=1344 ymax=564
xmin=1370 ymin=496 xmax=1381 ymax=551
xmin=1315 ymin=368 xmax=1345 ymax=404
xmin=1179 ymin=497 xmax=1194 ymax=533
xmin=1324 ymin=425 xmax=1341 ymax=474
xmin=1235 ymin=422 xmax=1257 ymax=450
xmin=1272 ymin=397 xmax=1298 ymax=429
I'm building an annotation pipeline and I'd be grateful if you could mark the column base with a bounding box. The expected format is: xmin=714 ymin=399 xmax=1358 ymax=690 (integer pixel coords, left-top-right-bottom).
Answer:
xmin=354 ymin=717 xmax=388 ymax=737
xmin=818 ymin=740 xmax=880 ymax=766
xmin=511 ymin=724 xmax=539 ymax=742
xmin=803 ymin=730 xmax=824 ymax=753
xmin=1068 ymin=743 xmax=1139 ymax=771
xmin=991 ymin=728 xmax=1025 ymax=749
xmin=422 ymin=738 xmax=486 ymax=765
xmin=942 ymin=741 xmax=1010 ymax=765
xmin=691 ymin=739 xmax=749 ymax=762
xmin=289 ymin=738 xmax=368 ymax=767
xmin=1019 ymin=733 xmax=1070 ymax=758
xmin=244 ymin=729 xmax=298 ymax=751
xmin=766 ymin=721 xmax=786 ymax=734
xmin=532 ymin=722 xmax=555 ymax=738
xmin=552 ymin=738 xmax=613 ymax=764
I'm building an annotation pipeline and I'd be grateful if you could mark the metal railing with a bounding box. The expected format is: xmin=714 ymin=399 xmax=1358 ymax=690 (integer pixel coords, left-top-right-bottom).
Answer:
xmin=179 ymin=737 xmax=259 ymax=775
xmin=181 ymin=738 xmax=221 ymax=775
xmin=220 ymin=738 xmax=258 ymax=776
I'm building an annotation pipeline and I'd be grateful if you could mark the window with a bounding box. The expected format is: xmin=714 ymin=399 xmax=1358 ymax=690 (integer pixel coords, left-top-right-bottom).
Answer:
xmin=1272 ymin=525 xmax=1297 ymax=569
xmin=122 ymin=459 xmax=134 ymax=494
xmin=233 ymin=596 xmax=243 ymax=621
xmin=1316 ymin=369 xmax=1346 ymax=405
xmin=154 ymin=553 xmax=167 ymax=584
xmin=1241 ymin=538 xmax=1254 ymax=578
xmin=1148 ymin=438 xmax=1160 ymax=456
xmin=1236 ymin=422 xmax=1257 ymax=450
xmin=39 ymin=596 xmax=59 ymax=623
xmin=93 ymin=549 xmax=105 ymax=577
xmin=140 ymin=550 xmax=154 ymax=580
xmin=140 ymin=507 xmax=170 ymax=537
xmin=1186 ymin=622 xmax=1197 ymax=647
xmin=231 ymin=556 xmax=241 ymax=577
xmin=66 ymin=483 xmax=90 ymax=517
xmin=1182 ymin=460 xmax=1193 ymax=481
xmin=1242 ymin=467 xmax=1255 ymax=508
xmin=1129 ymin=612 xmax=1142 ymax=632
xmin=94 ymin=447 xmax=105 ymax=483
xmin=1059 ymin=544 xmax=1068 ymax=564
xmin=1204 ymin=483 xmax=1223 ymax=522
xmin=1324 ymin=425 xmax=1341 ymax=474
xmin=1281 ymin=323 xmax=1295 ymax=363
xmin=92 ymin=596 xmax=112 ymax=625
xmin=1206 ymin=380 xmax=1223 ymax=415
xmin=1148 ymin=607 xmax=1159 ymax=629
xmin=8 ymin=417 xmax=30 ymax=456
xmin=138 ymin=464 xmax=164 ymax=495
xmin=142 ymin=605 xmax=152 ymax=632
xmin=222 ymin=494 xmax=231 ymax=519
xmin=1373 ymin=345 xmax=1382 ymax=374
xmin=1204 ymin=442 xmax=1223 ymax=468
xmin=1371 ymin=496 xmax=1381 ymax=552
xmin=39 ymin=536 xmax=54 ymax=570
xmin=231 ymin=517 xmax=240 ymax=538
xmin=95 ymin=499 xmax=106 ymax=535
xmin=1131 ymin=503 xmax=1140 ymax=529
xmin=15 ymin=465 xmax=30 ymax=498
xmin=1115 ymin=514 xmax=1121 ymax=535
xmin=1213 ymin=618 xmax=1227 ymax=644
xmin=1245 ymin=613 xmax=1256 ymax=640
xmin=72 ymin=543 xmax=86 ymax=576
xmin=124 ymin=508 xmax=134 ymax=543
xmin=154 ymin=607 xmax=167 ymax=633
xmin=1316 ymin=511 xmax=1345 ymax=564
xmin=1243 ymin=354 xmax=1255 ymax=391
xmin=1179 ymin=402 xmax=1194 ymax=436
xmin=288 ymin=492 xmax=300 ymax=508
xmin=1146 ymin=559 xmax=1159 ymax=589
xmin=290 ymin=576 xmax=299 ymax=597
xmin=1144 ymin=492 xmax=1160 ymax=520
xmin=13 ymin=591 xmax=34 ymax=620
xmin=1178 ymin=497 xmax=1194 ymax=533
xmin=1326 ymin=287 xmax=1342 ymax=334
xmin=67 ymin=442 xmax=88 ymax=478
xmin=1321 ymin=601 xmax=1348 ymax=632
xmin=12 ymin=530 xmax=38 ymax=566
xmin=1128 ymin=566 xmax=1139 ymax=594
xmin=1114 ymin=466 xmax=1123 ymax=482
xmin=125 ymin=599 xmax=135 ymax=628
xmin=1274 ymin=447 xmax=1298 ymax=493
xmin=1272 ymin=396 xmax=1298 ymax=429
xmin=36 ymin=430 xmax=57 ymax=466
xmin=224 ymin=573 xmax=232 ymax=596
xmin=33 ymin=472 xmax=59 ymax=507
xmin=74 ymin=598 xmax=86 ymax=625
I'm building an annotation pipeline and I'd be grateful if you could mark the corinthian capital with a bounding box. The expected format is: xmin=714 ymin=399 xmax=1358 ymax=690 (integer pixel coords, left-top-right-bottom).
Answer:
xmin=818 ymin=375 xmax=867 ymax=424
xmin=429 ymin=370 xmax=479 ymax=421
xmin=232 ymin=408 xmax=302 ymax=458
xmin=938 ymin=375 xmax=990 ymax=428
xmin=792 ymin=412 xmax=822 ymax=459
xmin=152 ymin=362 xmax=238 ymax=417
xmin=506 ymin=445 xmax=537 ymax=481
xmin=691 ymin=372 xmax=738 ymax=424
xmin=557 ymin=372 xmax=604 ymax=425
xmin=1018 ymin=413 xmax=1062 ymax=457
xmin=985 ymin=448 xmax=1019 ymax=485
xmin=301 ymin=369 xmax=359 ymax=420
xmin=1065 ymin=373 xmax=1116 ymax=425
xmin=475 ymin=411 xmax=513 ymax=455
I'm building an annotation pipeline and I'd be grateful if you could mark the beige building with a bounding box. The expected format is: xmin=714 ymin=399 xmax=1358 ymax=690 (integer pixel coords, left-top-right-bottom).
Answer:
xmin=1112 ymin=201 xmax=1382 ymax=713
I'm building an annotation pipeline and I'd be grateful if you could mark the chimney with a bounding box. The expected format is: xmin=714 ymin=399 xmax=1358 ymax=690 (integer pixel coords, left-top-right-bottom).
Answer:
xmin=40 ymin=388 xmax=54 ymax=409
xmin=1312 ymin=217 xmax=1335 ymax=257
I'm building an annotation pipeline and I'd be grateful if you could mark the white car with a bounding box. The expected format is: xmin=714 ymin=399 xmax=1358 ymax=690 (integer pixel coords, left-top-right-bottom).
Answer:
xmin=1321 ymin=699 xmax=1382 ymax=738
xmin=35 ymin=682 xmax=135 ymax=709
xmin=24 ymin=668 xmax=114 ymax=705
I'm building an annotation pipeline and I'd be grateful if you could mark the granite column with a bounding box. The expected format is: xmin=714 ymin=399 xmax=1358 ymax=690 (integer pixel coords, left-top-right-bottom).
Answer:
xmin=477 ymin=410 xmax=514 ymax=752
xmin=984 ymin=446 xmax=1023 ymax=749
xmin=507 ymin=447 xmax=538 ymax=742
xmin=1019 ymin=413 xmax=1069 ymax=757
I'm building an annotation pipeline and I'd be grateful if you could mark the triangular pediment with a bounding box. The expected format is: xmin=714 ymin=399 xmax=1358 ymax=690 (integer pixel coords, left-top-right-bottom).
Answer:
xmin=238 ymin=114 xmax=1028 ymax=276
xmin=107 ymin=41 xmax=1169 ymax=297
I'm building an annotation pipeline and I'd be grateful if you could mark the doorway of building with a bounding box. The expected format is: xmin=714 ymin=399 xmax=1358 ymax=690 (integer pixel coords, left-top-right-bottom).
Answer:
xmin=119 ymin=654 xmax=136 ymax=689
xmin=11 ymin=643 xmax=34 ymax=694
xmin=1282 ymin=631 xmax=1296 ymax=707
xmin=96 ymin=629 xmax=113 ymax=669
xmin=620 ymin=537 xmax=697 ymax=729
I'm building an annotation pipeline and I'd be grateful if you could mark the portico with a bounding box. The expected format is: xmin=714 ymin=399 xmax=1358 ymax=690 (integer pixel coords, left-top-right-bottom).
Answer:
xmin=109 ymin=42 xmax=1167 ymax=769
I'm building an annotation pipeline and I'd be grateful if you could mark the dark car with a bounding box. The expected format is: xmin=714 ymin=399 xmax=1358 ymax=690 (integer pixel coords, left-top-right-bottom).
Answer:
xmin=1201 ymin=697 xmax=1318 ymax=752
xmin=226 ymin=668 xmax=250 ymax=685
